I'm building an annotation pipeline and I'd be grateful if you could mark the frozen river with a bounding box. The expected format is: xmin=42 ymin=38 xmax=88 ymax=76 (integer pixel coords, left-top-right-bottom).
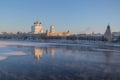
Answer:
xmin=0 ymin=40 xmax=120 ymax=80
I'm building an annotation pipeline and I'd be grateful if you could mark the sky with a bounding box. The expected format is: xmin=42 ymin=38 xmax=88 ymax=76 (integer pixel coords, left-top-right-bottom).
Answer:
xmin=0 ymin=0 xmax=120 ymax=34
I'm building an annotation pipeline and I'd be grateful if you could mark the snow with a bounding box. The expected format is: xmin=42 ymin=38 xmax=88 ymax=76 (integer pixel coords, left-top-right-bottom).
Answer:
xmin=4 ymin=51 xmax=26 ymax=56
xmin=0 ymin=56 xmax=6 ymax=61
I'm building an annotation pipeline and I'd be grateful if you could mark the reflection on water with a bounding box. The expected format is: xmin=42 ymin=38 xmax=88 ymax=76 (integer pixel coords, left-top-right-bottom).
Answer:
xmin=33 ymin=47 xmax=43 ymax=60
xmin=33 ymin=47 xmax=55 ymax=60
xmin=46 ymin=47 xmax=55 ymax=57
xmin=0 ymin=44 xmax=120 ymax=80
xmin=103 ymin=51 xmax=112 ymax=63
xmin=32 ymin=46 xmax=115 ymax=63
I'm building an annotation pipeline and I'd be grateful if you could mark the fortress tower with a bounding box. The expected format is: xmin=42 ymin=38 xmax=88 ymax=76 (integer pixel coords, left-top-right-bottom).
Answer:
xmin=104 ymin=24 xmax=112 ymax=42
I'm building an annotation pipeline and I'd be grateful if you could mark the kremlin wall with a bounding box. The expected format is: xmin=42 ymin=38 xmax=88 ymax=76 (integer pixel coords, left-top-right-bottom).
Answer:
xmin=30 ymin=21 xmax=114 ymax=42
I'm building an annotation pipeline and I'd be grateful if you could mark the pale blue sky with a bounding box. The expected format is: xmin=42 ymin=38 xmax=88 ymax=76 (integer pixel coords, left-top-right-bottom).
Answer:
xmin=0 ymin=0 xmax=120 ymax=34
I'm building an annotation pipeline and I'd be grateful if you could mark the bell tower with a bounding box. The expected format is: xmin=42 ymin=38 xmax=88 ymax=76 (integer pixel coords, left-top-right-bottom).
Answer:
xmin=31 ymin=21 xmax=43 ymax=34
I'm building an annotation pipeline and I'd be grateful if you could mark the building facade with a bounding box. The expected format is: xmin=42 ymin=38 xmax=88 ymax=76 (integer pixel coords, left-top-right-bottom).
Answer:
xmin=46 ymin=25 xmax=70 ymax=36
xmin=112 ymin=32 xmax=120 ymax=41
xmin=31 ymin=21 xmax=43 ymax=34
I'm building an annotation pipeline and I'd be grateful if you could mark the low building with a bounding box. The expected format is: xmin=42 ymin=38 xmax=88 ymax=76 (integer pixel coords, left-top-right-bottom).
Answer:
xmin=112 ymin=32 xmax=120 ymax=41
xmin=112 ymin=32 xmax=120 ymax=37
xmin=46 ymin=25 xmax=70 ymax=37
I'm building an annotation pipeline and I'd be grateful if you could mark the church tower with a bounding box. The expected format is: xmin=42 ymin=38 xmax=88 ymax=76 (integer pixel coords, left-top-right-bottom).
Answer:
xmin=104 ymin=24 xmax=112 ymax=42
xmin=50 ymin=25 xmax=55 ymax=33
xmin=31 ymin=21 xmax=43 ymax=34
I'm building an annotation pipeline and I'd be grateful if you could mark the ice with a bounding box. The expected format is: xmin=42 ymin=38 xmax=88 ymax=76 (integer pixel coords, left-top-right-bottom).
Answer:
xmin=4 ymin=51 xmax=27 ymax=56
xmin=0 ymin=41 xmax=27 ymax=61
xmin=0 ymin=56 xmax=6 ymax=61
xmin=0 ymin=40 xmax=120 ymax=47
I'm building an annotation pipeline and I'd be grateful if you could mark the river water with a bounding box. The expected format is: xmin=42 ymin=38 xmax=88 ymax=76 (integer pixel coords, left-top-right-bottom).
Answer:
xmin=0 ymin=40 xmax=120 ymax=80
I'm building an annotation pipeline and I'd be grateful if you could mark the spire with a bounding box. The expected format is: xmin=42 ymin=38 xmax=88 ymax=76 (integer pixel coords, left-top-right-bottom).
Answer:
xmin=107 ymin=24 xmax=110 ymax=29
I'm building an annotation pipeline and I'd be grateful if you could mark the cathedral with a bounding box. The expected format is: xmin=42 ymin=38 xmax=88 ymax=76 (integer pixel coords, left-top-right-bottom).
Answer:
xmin=31 ymin=21 xmax=43 ymax=34
xmin=31 ymin=21 xmax=70 ymax=36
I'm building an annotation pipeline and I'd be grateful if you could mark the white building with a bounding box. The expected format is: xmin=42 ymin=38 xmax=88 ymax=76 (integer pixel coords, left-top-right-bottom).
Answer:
xmin=50 ymin=25 xmax=55 ymax=33
xmin=46 ymin=25 xmax=70 ymax=36
xmin=31 ymin=21 xmax=43 ymax=34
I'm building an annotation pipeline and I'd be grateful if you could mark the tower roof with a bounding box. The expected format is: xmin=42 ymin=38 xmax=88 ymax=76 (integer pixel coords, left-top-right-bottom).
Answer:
xmin=105 ymin=24 xmax=111 ymax=35
xmin=34 ymin=21 xmax=41 ymax=24
xmin=107 ymin=24 xmax=110 ymax=29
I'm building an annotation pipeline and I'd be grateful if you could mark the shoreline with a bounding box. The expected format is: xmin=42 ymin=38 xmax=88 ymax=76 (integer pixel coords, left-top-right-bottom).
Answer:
xmin=0 ymin=39 xmax=120 ymax=47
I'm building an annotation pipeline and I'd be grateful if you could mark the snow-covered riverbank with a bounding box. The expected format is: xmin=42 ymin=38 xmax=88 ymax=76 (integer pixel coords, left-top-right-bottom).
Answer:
xmin=0 ymin=39 xmax=120 ymax=47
